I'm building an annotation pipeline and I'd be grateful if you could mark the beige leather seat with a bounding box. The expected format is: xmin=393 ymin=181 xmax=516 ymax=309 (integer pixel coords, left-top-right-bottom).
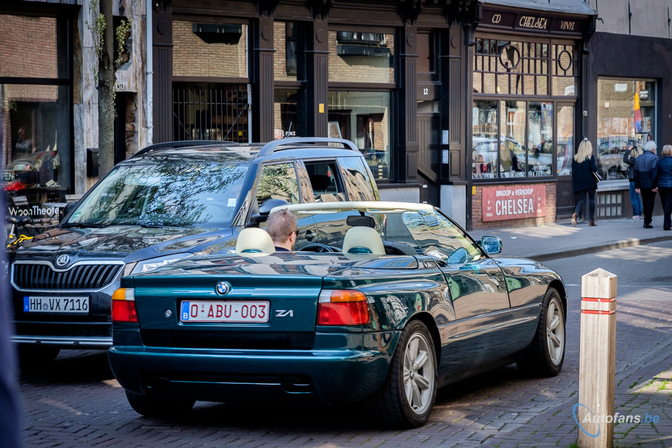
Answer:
xmin=235 ymin=228 xmax=275 ymax=254
xmin=342 ymin=226 xmax=385 ymax=255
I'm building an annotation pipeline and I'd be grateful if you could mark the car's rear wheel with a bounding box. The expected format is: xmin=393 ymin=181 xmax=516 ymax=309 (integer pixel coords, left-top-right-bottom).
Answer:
xmin=517 ymin=287 xmax=565 ymax=377
xmin=18 ymin=345 xmax=60 ymax=369
xmin=125 ymin=390 xmax=195 ymax=418
xmin=368 ymin=320 xmax=437 ymax=428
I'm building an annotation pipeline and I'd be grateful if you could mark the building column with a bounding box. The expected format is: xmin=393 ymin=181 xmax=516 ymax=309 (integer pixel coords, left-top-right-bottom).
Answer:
xmin=305 ymin=20 xmax=329 ymax=137
xmin=395 ymin=23 xmax=419 ymax=183
xmin=252 ymin=16 xmax=275 ymax=142
xmin=152 ymin=1 xmax=172 ymax=143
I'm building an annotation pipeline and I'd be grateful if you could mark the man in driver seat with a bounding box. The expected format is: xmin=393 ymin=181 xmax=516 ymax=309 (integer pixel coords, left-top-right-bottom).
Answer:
xmin=266 ymin=209 xmax=298 ymax=252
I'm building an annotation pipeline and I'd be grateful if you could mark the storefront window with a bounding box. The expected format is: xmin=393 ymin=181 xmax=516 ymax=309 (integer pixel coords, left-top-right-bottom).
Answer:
xmin=328 ymin=31 xmax=394 ymax=84
xmin=527 ymin=102 xmax=553 ymax=177
xmin=499 ymin=101 xmax=526 ymax=178
xmin=173 ymin=83 xmax=249 ymax=142
xmin=472 ymin=100 xmax=498 ymax=179
xmin=328 ymin=91 xmax=391 ymax=180
xmin=596 ymin=79 xmax=656 ymax=180
xmin=472 ymin=100 xmax=560 ymax=180
xmin=274 ymin=89 xmax=298 ymax=139
xmin=557 ymin=105 xmax=574 ymax=176
xmin=1 ymin=13 xmax=71 ymax=216
xmin=173 ymin=21 xmax=248 ymax=78
xmin=1 ymin=84 xmax=71 ymax=205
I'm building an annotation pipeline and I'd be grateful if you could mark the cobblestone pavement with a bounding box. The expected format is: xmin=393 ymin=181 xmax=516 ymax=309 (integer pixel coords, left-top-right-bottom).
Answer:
xmin=19 ymin=292 xmax=672 ymax=447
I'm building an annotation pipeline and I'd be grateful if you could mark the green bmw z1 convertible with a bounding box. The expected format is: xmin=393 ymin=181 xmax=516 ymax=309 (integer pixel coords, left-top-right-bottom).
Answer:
xmin=108 ymin=201 xmax=567 ymax=428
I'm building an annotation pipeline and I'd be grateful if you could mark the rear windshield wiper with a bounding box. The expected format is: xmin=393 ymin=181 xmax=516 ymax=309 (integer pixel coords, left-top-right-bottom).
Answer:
xmin=61 ymin=222 xmax=106 ymax=228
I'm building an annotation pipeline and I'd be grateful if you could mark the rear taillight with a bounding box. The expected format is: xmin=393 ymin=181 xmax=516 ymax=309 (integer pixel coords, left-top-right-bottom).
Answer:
xmin=317 ymin=290 xmax=370 ymax=326
xmin=112 ymin=288 xmax=138 ymax=323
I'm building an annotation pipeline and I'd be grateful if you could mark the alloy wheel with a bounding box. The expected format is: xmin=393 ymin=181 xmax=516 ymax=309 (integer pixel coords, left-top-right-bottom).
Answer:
xmin=546 ymin=297 xmax=565 ymax=365
xmin=402 ymin=332 xmax=435 ymax=415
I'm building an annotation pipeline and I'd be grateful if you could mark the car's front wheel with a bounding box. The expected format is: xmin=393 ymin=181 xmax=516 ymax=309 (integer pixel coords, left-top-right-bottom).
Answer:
xmin=125 ymin=390 xmax=195 ymax=418
xmin=517 ymin=287 xmax=566 ymax=377
xmin=368 ymin=320 xmax=437 ymax=428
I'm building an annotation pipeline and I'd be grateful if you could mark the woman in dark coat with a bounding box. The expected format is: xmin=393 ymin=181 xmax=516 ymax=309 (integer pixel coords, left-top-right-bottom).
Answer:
xmin=657 ymin=145 xmax=672 ymax=230
xmin=571 ymin=139 xmax=599 ymax=226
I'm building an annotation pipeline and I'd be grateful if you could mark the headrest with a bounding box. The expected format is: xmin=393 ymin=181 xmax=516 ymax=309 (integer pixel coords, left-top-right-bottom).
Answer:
xmin=342 ymin=226 xmax=385 ymax=255
xmin=235 ymin=227 xmax=275 ymax=255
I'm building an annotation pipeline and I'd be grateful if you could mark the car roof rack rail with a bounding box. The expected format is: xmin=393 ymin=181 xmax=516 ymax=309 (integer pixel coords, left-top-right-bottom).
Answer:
xmin=131 ymin=140 xmax=239 ymax=158
xmin=257 ymin=138 xmax=359 ymax=156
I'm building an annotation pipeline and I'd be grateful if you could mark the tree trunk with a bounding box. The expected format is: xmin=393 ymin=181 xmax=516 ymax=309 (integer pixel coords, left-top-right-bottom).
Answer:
xmin=98 ymin=0 xmax=115 ymax=178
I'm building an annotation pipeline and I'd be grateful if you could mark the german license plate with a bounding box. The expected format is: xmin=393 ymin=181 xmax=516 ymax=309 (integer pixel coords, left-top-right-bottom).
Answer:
xmin=180 ymin=300 xmax=270 ymax=323
xmin=23 ymin=296 xmax=89 ymax=313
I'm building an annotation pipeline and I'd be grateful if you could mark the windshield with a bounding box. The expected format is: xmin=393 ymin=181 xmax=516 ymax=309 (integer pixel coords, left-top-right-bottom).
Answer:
xmin=67 ymin=162 xmax=248 ymax=227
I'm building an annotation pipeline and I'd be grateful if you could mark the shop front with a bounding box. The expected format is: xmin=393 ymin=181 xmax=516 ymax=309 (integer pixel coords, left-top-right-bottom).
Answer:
xmin=0 ymin=6 xmax=74 ymax=224
xmin=468 ymin=6 xmax=594 ymax=229
xmin=586 ymin=31 xmax=672 ymax=220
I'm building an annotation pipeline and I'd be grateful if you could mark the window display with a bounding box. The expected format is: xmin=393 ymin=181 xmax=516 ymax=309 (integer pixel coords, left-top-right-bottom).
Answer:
xmin=527 ymin=102 xmax=553 ymax=177
xmin=556 ymin=105 xmax=574 ymax=176
xmin=472 ymin=100 xmax=498 ymax=179
xmin=596 ymin=79 xmax=656 ymax=180
xmin=0 ymin=13 xmax=71 ymax=217
xmin=328 ymin=91 xmax=390 ymax=180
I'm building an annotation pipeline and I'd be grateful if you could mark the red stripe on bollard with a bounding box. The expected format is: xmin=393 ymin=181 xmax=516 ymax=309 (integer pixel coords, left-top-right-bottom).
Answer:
xmin=582 ymin=310 xmax=616 ymax=315
xmin=582 ymin=297 xmax=616 ymax=302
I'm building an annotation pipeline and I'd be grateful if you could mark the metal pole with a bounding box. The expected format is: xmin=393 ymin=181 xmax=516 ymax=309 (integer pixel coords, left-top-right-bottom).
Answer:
xmin=577 ymin=268 xmax=617 ymax=448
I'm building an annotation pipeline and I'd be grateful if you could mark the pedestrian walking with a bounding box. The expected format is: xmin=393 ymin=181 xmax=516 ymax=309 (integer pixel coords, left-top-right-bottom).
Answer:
xmin=657 ymin=145 xmax=672 ymax=230
xmin=634 ymin=140 xmax=659 ymax=229
xmin=571 ymin=138 xmax=598 ymax=227
xmin=623 ymin=145 xmax=643 ymax=220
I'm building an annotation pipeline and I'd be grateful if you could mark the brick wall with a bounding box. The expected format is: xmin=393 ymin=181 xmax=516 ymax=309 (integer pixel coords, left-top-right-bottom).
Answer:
xmin=0 ymin=15 xmax=58 ymax=79
xmin=328 ymin=31 xmax=394 ymax=84
xmin=471 ymin=182 xmax=557 ymax=229
xmin=172 ymin=21 xmax=248 ymax=78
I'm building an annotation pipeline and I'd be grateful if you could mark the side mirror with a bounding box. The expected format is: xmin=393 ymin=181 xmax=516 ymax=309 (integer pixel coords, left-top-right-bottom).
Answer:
xmin=259 ymin=198 xmax=290 ymax=215
xmin=247 ymin=198 xmax=291 ymax=228
xmin=480 ymin=235 xmax=502 ymax=255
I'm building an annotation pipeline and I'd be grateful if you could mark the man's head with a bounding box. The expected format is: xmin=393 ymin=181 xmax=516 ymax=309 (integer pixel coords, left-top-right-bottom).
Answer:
xmin=266 ymin=208 xmax=298 ymax=251
xmin=645 ymin=141 xmax=657 ymax=153
xmin=17 ymin=126 xmax=27 ymax=139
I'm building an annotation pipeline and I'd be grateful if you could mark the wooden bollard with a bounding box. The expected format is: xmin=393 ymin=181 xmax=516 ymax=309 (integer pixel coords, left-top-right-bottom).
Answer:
xmin=577 ymin=268 xmax=617 ymax=448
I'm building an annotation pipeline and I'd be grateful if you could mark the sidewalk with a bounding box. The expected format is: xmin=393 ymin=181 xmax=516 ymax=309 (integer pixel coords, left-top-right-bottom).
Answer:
xmin=469 ymin=215 xmax=672 ymax=261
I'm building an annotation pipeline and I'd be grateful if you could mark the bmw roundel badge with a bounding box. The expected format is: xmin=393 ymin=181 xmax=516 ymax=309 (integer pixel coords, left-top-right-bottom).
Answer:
xmin=55 ymin=254 xmax=70 ymax=267
xmin=215 ymin=281 xmax=231 ymax=296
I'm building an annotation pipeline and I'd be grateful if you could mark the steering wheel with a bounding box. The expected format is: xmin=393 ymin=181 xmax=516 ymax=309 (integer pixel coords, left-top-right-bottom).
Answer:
xmin=299 ymin=243 xmax=337 ymax=253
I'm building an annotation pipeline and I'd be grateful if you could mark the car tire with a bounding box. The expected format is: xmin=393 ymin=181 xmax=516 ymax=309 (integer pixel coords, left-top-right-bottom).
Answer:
xmin=18 ymin=345 xmax=60 ymax=369
xmin=125 ymin=390 xmax=195 ymax=418
xmin=368 ymin=320 xmax=437 ymax=428
xmin=517 ymin=287 xmax=565 ymax=377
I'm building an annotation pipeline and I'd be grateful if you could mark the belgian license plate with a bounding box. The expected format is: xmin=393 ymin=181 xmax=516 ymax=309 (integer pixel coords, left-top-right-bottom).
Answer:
xmin=180 ymin=300 xmax=270 ymax=323
xmin=23 ymin=296 xmax=89 ymax=313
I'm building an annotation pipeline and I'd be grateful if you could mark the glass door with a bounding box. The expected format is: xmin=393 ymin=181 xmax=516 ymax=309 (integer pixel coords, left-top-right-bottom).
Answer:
xmin=556 ymin=104 xmax=575 ymax=217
